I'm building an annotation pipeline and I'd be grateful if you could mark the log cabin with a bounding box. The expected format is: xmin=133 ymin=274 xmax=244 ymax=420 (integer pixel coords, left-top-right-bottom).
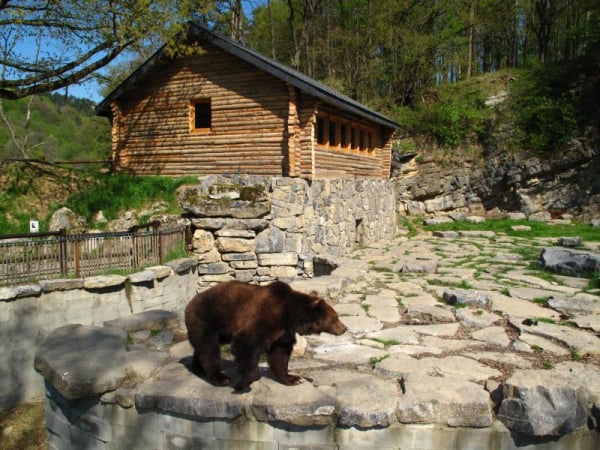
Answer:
xmin=96 ymin=22 xmax=399 ymax=180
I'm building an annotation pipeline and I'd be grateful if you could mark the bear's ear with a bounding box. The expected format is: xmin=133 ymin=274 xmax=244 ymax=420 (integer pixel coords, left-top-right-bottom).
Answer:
xmin=310 ymin=296 xmax=324 ymax=310
xmin=309 ymin=290 xmax=319 ymax=297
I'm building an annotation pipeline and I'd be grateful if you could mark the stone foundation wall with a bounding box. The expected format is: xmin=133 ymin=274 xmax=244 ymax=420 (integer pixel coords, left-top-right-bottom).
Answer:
xmin=185 ymin=176 xmax=397 ymax=287
xmin=43 ymin=384 xmax=597 ymax=450
xmin=0 ymin=258 xmax=197 ymax=410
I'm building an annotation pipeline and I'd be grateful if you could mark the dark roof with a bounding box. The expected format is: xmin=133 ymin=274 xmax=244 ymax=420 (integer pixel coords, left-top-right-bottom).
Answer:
xmin=97 ymin=22 xmax=399 ymax=130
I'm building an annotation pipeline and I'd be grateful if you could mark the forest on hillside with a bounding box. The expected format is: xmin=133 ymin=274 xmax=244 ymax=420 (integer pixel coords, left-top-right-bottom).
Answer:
xmin=1 ymin=0 xmax=598 ymax=162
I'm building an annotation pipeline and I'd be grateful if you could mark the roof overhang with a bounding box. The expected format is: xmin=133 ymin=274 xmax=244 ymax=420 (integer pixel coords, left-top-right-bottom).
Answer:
xmin=97 ymin=22 xmax=400 ymax=131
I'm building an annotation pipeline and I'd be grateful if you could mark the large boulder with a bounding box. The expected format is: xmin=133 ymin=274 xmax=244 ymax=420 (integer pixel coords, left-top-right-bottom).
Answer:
xmin=538 ymin=247 xmax=600 ymax=276
xmin=177 ymin=183 xmax=270 ymax=219
xmin=34 ymin=324 xmax=127 ymax=400
xmin=49 ymin=207 xmax=86 ymax=233
xmin=498 ymin=369 xmax=589 ymax=437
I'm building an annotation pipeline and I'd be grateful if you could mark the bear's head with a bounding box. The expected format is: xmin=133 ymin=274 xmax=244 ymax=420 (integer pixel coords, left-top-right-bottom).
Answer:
xmin=301 ymin=292 xmax=347 ymax=336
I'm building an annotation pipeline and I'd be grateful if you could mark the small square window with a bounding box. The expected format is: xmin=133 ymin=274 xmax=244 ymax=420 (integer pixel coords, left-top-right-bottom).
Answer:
xmin=191 ymin=99 xmax=211 ymax=131
xmin=317 ymin=117 xmax=326 ymax=145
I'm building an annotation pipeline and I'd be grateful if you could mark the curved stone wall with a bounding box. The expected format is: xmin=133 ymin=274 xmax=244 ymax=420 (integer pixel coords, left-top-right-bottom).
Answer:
xmin=0 ymin=258 xmax=198 ymax=410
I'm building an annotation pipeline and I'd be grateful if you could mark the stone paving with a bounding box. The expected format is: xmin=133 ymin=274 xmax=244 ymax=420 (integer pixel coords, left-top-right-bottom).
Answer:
xmin=35 ymin=226 xmax=600 ymax=448
xmin=288 ymin=229 xmax=600 ymax=437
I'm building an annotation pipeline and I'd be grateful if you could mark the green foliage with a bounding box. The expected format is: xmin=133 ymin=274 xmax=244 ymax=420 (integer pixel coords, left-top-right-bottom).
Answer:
xmin=424 ymin=218 xmax=600 ymax=242
xmin=391 ymin=72 xmax=501 ymax=149
xmin=63 ymin=173 xmax=196 ymax=223
xmin=0 ymin=94 xmax=110 ymax=161
xmin=506 ymin=65 xmax=579 ymax=153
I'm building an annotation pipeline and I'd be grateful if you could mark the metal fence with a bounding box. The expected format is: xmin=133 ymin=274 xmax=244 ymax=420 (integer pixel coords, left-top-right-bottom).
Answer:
xmin=0 ymin=224 xmax=190 ymax=286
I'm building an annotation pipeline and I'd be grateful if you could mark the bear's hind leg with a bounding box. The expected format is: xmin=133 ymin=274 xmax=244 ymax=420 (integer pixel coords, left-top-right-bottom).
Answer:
xmin=188 ymin=327 xmax=230 ymax=386
xmin=267 ymin=342 xmax=302 ymax=385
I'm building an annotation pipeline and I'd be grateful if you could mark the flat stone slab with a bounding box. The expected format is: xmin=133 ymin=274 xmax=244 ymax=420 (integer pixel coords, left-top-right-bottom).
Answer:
xmin=374 ymin=354 xmax=501 ymax=383
xmin=311 ymin=342 xmax=389 ymax=365
xmin=34 ymin=324 xmax=127 ymax=400
xmin=251 ymin=377 xmax=337 ymax=426
xmin=366 ymin=326 xmax=421 ymax=346
xmin=547 ymin=294 xmax=600 ymax=315
xmin=456 ymin=308 xmax=501 ymax=328
xmin=397 ymin=375 xmax=494 ymax=428
xmin=310 ymin=369 xmax=400 ymax=428
xmin=471 ymin=326 xmax=510 ymax=347
xmin=517 ymin=332 xmax=570 ymax=356
xmin=136 ymin=363 xmax=250 ymax=420
xmin=518 ymin=321 xmax=600 ymax=354
xmin=490 ymin=294 xmax=561 ymax=321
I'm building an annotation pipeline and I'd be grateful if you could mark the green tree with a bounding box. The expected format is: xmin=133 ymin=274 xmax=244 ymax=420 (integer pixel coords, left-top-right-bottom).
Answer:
xmin=0 ymin=0 xmax=212 ymax=99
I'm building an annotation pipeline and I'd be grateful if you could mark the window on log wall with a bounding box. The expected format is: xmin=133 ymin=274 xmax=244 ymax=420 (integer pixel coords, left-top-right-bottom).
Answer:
xmin=315 ymin=113 xmax=375 ymax=154
xmin=190 ymin=98 xmax=211 ymax=131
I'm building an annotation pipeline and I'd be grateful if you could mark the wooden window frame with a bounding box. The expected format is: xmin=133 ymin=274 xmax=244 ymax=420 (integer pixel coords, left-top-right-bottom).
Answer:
xmin=190 ymin=98 xmax=212 ymax=132
xmin=316 ymin=113 xmax=376 ymax=156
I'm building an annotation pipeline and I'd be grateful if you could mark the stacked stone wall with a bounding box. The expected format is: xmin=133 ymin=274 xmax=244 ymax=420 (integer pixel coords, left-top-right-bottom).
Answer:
xmin=0 ymin=258 xmax=197 ymax=410
xmin=186 ymin=176 xmax=397 ymax=287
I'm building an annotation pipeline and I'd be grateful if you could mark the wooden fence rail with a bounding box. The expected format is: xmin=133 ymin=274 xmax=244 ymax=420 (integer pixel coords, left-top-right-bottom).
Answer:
xmin=0 ymin=224 xmax=190 ymax=286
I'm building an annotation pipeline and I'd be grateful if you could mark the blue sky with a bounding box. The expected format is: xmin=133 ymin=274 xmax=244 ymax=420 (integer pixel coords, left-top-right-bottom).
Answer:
xmin=12 ymin=1 xmax=267 ymax=104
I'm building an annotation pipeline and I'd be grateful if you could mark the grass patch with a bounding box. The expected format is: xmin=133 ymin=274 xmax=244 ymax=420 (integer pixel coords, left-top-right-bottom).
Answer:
xmin=427 ymin=279 xmax=472 ymax=289
xmin=531 ymin=297 xmax=550 ymax=306
xmin=369 ymin=338 xmax=400 ymax=348
xmin=361 ymin=304 xmax=372 ymax=316
xmin=0 ymin=401 xmax=46 ymax=450
xmin=371 ymin=265 xmax=394 ymax=273
xmin=571 ymin=349 xmax=582 ymax=362
xmin=402 ymin=217 xmax=420 ymax=238
xmin=424 ymin=218 xmax=600 ymax=242
xmin=542 ymin=361 xmax=554 ymax=370
xmin=369 ymin=354 xmax=390 ymax=366
xmin=535 ymin=317 xmax=556 ymax=324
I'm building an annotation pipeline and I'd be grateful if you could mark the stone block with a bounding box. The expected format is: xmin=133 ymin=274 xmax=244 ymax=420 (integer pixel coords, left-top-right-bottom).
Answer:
xmin=0 ymin=284 xmax=42 ymax=300
xmin=269 ymin=266 xmax=298 ymax=279
xmin=193 ymin=229 xmax=215 ymax=253
xmin=221 ymin=252 xmax=257 ymax=262
xmin=230 ymin=260 xmax=258 ymax=270
xmin=235 ymin=270 xmax=256 ymax=282
xmin=84 ymin=275 xmax=127 ymax=290
xmin=39 ymin=278 xmax=84 ymax=292
xmin=216 ymin=237 xmax=255 ymax=253
xmin=255 ymin=228 xmax=285 ymax=253
xmin=197 ymin=262 xmax=230 ymax=275
xmin=215 ymin=229 xmax=256 ymax=238
xmin=257 ymin=252 xmax=298 ymax=266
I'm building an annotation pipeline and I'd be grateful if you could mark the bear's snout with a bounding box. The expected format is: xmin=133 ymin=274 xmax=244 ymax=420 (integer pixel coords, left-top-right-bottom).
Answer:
xmin=329 ymin=319 xmax=347 ymax=335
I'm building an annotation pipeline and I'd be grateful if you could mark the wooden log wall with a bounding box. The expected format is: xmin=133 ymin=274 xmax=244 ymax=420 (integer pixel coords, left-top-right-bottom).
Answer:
xmin=296 ymin=102 xmax=393 ymax=179
xmin=112 ymin=41 xmax=290 ymax=176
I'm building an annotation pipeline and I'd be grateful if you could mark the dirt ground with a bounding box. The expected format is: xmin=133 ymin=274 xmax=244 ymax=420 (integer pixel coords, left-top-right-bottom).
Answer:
xmin=0 ymin=402 xmax=47 ymax=450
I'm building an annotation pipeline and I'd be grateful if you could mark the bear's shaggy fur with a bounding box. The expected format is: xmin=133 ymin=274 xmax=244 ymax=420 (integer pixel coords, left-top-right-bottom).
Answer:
xmin=185 ymin=280 xmax=347 ymax=391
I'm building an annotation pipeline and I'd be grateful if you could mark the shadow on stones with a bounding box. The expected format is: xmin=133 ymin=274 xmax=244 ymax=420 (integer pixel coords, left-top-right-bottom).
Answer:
xmin=509 ymin=431 xmax=565 ymax=448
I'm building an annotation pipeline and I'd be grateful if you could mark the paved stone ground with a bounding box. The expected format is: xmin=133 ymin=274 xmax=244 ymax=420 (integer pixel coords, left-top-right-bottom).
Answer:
xmin=37 ymin=227 xmax=600 ymax=447
xmin=286 ymin=229 xmax=600 ymax=435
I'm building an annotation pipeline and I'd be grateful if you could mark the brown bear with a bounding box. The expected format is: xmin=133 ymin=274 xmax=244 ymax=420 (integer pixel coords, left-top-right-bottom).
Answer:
xmin=184 ymin=280 xmax=347 ymax=391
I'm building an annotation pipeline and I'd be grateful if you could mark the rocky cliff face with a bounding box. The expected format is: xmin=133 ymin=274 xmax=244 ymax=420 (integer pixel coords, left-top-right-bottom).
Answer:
xmin=393 ymin=138 xmax=600 ymax=221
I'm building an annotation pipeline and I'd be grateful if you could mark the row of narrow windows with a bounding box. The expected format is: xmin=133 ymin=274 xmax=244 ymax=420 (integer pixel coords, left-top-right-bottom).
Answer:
xmin=316 ymin=116 xmax=375 ymax=153
xmin=190 ymin=99 xmax=377 ymax=157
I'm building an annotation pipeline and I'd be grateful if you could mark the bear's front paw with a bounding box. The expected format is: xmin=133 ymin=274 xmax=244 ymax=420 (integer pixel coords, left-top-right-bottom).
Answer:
xmin=281 ymin=374 xmax=303 ymax=385
xmin=234 ymin=380 xmax=252 ymax=392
